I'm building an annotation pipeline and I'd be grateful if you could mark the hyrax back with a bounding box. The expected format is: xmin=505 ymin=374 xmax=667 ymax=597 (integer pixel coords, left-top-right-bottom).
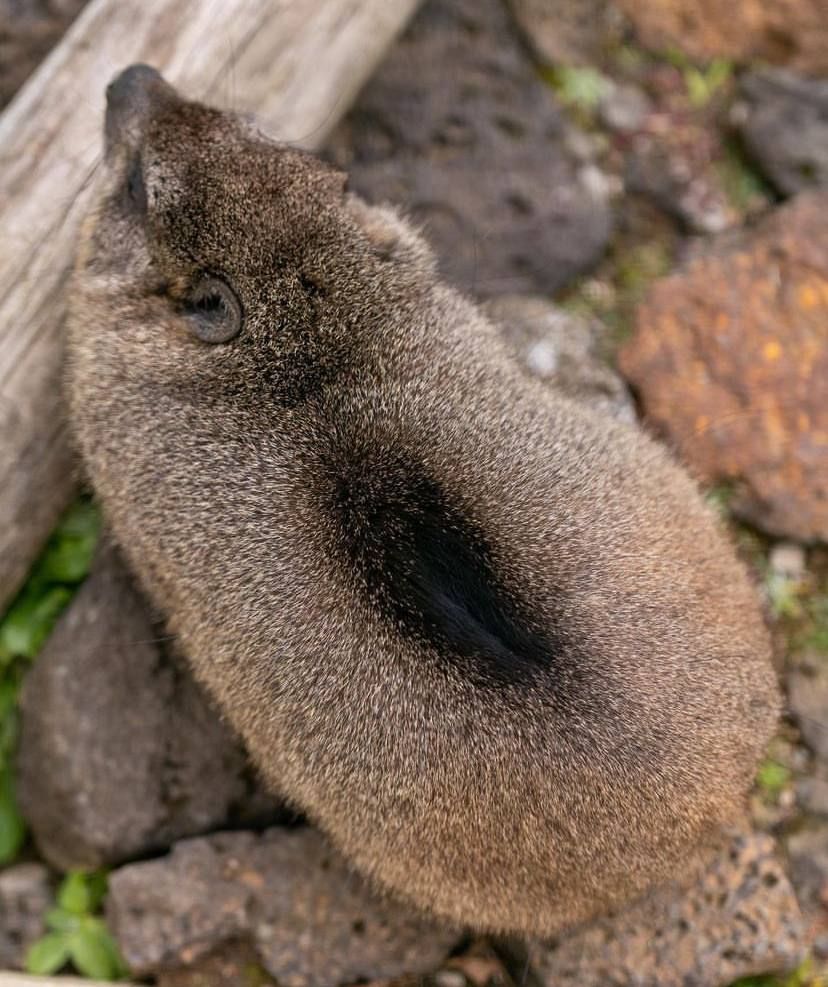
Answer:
xmin=66 ymin=65 xmax=779 ymax=937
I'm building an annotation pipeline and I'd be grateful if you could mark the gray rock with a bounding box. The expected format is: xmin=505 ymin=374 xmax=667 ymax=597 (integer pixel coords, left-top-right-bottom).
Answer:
xmin=786 ymin=824 xmax=828 ymax=929
xmin=0 ymin=862 xmax=51 ymax=969
xmin=106 ymin=827 xmax=461 ymax=987
xmin=625 ymin=147 xmax=732 ymax=234
xmin=797 ymin=769 xmax=828 ymax=817
xmin=598 ymin=82 xmax=652 ymax=134
xmin=326 ymin=0 xmax=612 ymax=299
xmin=788 ymin=653 xmax=828 ymax=761
xmin=17 ymin=542 xmax=283 ymax=871
xmin=738 ymin=70 xmax=828 ymax=196
xmin=485 ymin=294 xmax=636 ymax=424
xmin=505 ymin=831 xmax=804 ymax=987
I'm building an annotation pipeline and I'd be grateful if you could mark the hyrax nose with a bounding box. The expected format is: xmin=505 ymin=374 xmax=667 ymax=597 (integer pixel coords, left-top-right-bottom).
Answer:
xmin=106 ymin=64 xmax=166 ymax=112
xmin=105 ymin=64 xmax=174 ymax=151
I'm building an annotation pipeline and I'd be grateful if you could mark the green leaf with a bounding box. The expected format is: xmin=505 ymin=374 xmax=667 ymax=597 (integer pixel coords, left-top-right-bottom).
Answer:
xmin=0 ymin=585 xmax=73 ymax=660
xmin=0 ymin=768 xmax=26 ymax=864
xmin=68 ymin=923 xmax=127 ymax=980
xmin=58 ymin=872 xmax=93 ymax=915
xmin=58 ymin=869 xmax=109 ymax=915
xmin=756 ymin=759 xmax=791 ymax=799
xmin=0 ymin=681 xmax=20 ymax=766
xmin=40 ymin=502 xmax=101 ymax=584
xmin=545 ymin=65 xmax=611 ymax=111
xmin=84 ymin=870 xmax=109 ymax=912
xmin=25 ymin=932 xmax=70 ymax=975
xmin=45 ymin=907 xmax=81 ymax=933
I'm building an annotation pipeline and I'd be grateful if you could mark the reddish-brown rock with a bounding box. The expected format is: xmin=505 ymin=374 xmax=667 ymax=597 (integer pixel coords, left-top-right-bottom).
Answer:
xmin=619 ymin=190 xmax=828 ymax=542
xmin=615 ymin=0 xmax=828 ymax=77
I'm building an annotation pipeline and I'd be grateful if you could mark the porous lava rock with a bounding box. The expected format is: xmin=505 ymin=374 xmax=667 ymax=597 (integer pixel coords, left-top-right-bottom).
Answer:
xmin=508 ymin=831 xmax=804 ymax=987
xmin=326 ymin=0 xmax=611 ymax=299
xmin=620 ymin=190 xmax=828 ymax=542
xmin=615 ymin=0 xmax=828 ymax=77
xmin=106 ymin=827 xmax=461 ymax=987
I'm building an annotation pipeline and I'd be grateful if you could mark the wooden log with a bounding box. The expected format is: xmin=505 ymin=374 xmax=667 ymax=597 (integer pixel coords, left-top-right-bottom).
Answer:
xmin=0 ymin=976 xmax=139 ymax=987
xmin=0 ymin=0 xmax=420 ymax=612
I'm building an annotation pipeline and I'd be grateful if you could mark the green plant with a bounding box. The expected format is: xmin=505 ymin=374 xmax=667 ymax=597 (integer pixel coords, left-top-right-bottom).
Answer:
xmin=704 ymin=483 xmax=736 ymax=517
xmin=26 ymin=871 xmax=128 ymax=981
xmin=543 ymin=65 xmax=612 ymax=115
xmin=716 ymin=141 xmax=773 ymax=215
xmin=683 ymin=57 xmax=732 ymax=108
xmin=755 ymin=759 xmax=792 ymax=800
xmin=801 ymin=593 xmax=828 ymax=654
xmin=659 ymin=48 xmax=733 ymax=108
xmin=766 ymin=570 xmax=804 ymax=621
xmin=0 ymin=500 xmax=100 ymax=662
xmin=730 ymin=956 xmax=818 ymax=986
xmin=0 ymin=499 xmax=100 ymax=863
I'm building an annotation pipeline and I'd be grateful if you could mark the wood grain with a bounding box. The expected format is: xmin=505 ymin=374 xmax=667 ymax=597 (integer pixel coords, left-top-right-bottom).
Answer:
xmin=0 ymin=0 xmax=420 ymax=611
xmin=0 ymin=976 xmax=138 ymax=987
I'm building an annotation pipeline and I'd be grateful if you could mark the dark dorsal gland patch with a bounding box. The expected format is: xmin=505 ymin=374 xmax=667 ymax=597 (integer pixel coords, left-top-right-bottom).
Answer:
xmin=330 ymin=453 xmax=564 ymax=689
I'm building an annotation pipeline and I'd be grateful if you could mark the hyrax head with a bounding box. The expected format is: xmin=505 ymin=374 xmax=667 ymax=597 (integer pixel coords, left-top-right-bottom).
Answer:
xmin=75 ymin=64 xmax=431 ymax=411
xmin=67 ymin=66 xmax=780 ymax=938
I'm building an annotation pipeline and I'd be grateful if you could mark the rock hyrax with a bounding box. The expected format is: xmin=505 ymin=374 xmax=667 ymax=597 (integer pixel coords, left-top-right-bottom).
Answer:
xmin=66 ymin=65 xmax=779 ymax=937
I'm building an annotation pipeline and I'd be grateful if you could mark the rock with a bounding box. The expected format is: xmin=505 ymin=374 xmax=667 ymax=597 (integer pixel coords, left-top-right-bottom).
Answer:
xmin=789 ymin=654 xmax=828 ymax=761
xmin=484 ymin=294 xmax=636 ymax=424
xmin=0 ymin=0 xmax=89 ymax=109
xmin=0 ymin=862 xmax=51 ymax=969
xmin=505 ymin=831 xmax=804 ymax=987
xmin=797 ymin=769 xmax=828 ymax=818
xmin=786 ymin=824 xmax=828 ymax=932
xmin=155 ymin=941 xmax=276 ymax=987
xmin=504 ymin=0 xmax=624 ymax=68
xmin=598 ymin=82 xmax=652 ymax=134
xmin=326 ymin=0 xmax=612 ymax=299
xmin=612 ymin=61 xmax=739 ymax=233
xmin=625 ymin=131 xmax=734 ymax=234
xmin=619 ymin=190 xmax=828 ymax=542
xmin=738 ymin=70 xmax=828 ymax=196
xmin=768 ymin=541 xmax=807 ymax=582
xmin=17 ymin=542 xmax=284 ymax=871
xmin=615 ymin=0 xmax=828 ymax=77
xmin=106 ymin=827 xmax=461 ymax=987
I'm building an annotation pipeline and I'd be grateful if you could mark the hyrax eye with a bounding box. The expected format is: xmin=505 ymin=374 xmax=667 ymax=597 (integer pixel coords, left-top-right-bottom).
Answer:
xmin=183 ymin=276 xmax=243 ymax=344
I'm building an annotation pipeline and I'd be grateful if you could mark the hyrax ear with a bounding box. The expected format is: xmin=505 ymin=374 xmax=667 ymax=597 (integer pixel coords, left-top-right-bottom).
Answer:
xmin=345 ymin=194 xmax=436 ymax=273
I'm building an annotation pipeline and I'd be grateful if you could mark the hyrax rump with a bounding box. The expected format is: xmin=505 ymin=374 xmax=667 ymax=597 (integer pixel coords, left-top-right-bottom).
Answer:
xmin=66 ymin=65 xmax=779 ymax=938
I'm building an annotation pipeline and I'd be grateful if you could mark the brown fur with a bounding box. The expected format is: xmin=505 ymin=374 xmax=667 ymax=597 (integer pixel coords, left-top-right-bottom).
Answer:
xmin=66 ymin=66 xmax=779 ymax=938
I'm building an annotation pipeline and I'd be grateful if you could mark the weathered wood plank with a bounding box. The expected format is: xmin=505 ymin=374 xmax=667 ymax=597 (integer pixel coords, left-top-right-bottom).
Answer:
xmin=0 ymin=975 xmax=139 ymax=987
xmin=0 ymin=0 xmax=420 ymax=612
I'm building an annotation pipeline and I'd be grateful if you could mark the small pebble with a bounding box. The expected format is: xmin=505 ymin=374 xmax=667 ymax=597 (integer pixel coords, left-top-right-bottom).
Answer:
xmin=436 ymin=970 xmax=468 ymax=987
xmin=599 ymin=82 xmax=651 ymax=133
xmin=769 ymin=542 xmax=807 ymax=581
